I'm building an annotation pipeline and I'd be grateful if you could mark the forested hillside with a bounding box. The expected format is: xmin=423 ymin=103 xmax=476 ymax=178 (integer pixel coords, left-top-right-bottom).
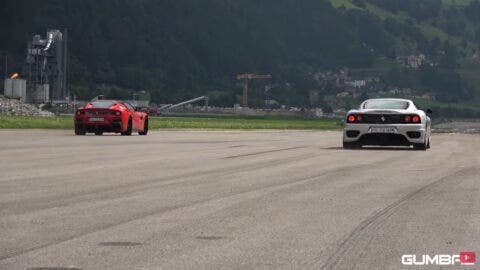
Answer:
xmin=1 ymin=0 xmax=480 ymax=108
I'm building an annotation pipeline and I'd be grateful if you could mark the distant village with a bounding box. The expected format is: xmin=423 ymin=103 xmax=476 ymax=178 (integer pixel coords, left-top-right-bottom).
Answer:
xmin=311 ymin=54 xmax=437 ymax=102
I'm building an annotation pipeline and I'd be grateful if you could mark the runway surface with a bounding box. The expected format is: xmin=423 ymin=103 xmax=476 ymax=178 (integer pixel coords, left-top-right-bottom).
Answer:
xmin=0 ymin=130 xmax=479 ymax=270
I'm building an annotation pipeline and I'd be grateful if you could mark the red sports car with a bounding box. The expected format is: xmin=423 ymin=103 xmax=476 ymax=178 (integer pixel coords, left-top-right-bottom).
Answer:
xmin=74 ymin=100 xmax=148 ymax=136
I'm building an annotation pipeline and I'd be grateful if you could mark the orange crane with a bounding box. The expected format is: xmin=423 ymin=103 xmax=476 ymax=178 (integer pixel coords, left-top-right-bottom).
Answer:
xmin=237 ymin=74 xmax=272 ymax=107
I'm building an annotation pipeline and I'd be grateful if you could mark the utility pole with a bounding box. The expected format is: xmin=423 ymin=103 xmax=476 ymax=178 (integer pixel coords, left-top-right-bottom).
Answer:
xmin=0 ymin=51 xmax=7 ymax=79
xmin=63 ymin=28 xmax=68 ymax=99
xmin=236 ymin=74 xmax=272 ymax=108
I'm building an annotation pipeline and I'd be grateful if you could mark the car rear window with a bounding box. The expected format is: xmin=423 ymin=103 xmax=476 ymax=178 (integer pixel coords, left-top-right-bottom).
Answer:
xmin=91 ymin=101 xmax=116 ymax=108
xmin=363 ymin=100 xmax=409 ymax=110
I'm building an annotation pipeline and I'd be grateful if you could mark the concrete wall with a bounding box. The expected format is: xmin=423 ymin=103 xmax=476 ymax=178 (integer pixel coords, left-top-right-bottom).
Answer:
xmin=4 ymin=79 xmax=27 ymax=102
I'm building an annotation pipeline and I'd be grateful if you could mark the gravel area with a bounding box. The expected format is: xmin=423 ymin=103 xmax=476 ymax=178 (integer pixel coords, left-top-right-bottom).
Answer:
xmin=0 ymin=96 xmax=53 ymax=116
xmin=433 ymin=119 xmax=480 ymax=134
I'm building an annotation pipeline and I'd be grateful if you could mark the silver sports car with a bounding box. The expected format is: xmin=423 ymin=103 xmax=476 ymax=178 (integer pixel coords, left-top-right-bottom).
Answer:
xmin=343 ymin=98 xmax=431 ymax=150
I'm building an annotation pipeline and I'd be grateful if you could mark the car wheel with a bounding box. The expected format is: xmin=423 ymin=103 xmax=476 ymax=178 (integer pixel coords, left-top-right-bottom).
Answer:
xmin=343 ymin=141 xmax=360 ymax=149
xmin=139 ymin=118 xmax=148 ymax=136
xmin=75 ymin=125 xmax=86 ymax=135
xmin=413 ymin=141 xmax=427 ymax=150
xmin=95 ymin=131 xmax=103 ymax=136
xmin=121 ymin=118 xmax=133 ymax=136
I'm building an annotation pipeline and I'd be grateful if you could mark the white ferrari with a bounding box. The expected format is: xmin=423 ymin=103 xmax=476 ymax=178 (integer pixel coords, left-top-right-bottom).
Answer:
xmin=343 ymin=98 xmax=432 ymax=150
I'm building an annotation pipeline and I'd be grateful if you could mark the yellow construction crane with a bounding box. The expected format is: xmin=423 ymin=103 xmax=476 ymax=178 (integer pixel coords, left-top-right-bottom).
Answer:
xmin=237 ymin=73 xmax=272 ymax=107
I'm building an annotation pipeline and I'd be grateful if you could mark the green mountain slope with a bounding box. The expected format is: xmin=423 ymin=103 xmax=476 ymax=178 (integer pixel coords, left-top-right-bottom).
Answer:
xmin=330 ymin=0 xmax=480 ymax=101
xmin=1 ymin=0 xmax=480 ymax=107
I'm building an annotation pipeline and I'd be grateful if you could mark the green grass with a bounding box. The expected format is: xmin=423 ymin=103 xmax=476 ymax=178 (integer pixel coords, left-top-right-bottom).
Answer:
xmin=0 ymin=115 xmax=342 ymax=130
xmin=149 ymin=116 xmax=341 ymax=130
xmin=0 ymin=115 xmax=74 ymax=129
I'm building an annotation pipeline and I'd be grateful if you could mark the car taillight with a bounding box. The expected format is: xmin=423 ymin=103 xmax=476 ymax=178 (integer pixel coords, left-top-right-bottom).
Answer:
xmin=412 ymin=115 xmax=420 ymax=123
xmin=356 ymin=115 xmax=363 ymax=122
xmin=347 ymin=115 xmax=356 ymax=123
xmin=404 ymin=115 xmax=411 ymax=123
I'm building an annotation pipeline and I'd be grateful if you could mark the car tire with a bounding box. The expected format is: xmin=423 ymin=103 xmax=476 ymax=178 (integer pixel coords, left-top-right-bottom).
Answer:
xmin=75 ymin=125 xmax=86 ymax=135
xmin=139 ymin=118 xmax=148 ymax=136
xmin=121 ymin=118 xmax=133 ymax=136
xmin=343 ymin=141 xmax=360 ymax=149
xmin=95 ymin=131 xmax=103 ymax=136
xmin=413 ymin=142 xmax=427 ymax=150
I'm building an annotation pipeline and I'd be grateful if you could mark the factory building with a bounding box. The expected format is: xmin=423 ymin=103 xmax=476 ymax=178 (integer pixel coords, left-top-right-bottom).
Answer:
xmin=3 ymin=29 xmax=68 ymax=104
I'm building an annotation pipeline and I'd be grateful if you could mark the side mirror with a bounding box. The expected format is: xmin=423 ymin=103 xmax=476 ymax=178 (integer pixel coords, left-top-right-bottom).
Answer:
xmin=426 ymin=109 xmax=432 ymax=115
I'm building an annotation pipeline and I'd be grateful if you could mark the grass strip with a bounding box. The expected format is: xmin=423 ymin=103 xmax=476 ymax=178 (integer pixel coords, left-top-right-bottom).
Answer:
xmin=0 ymin=115 xmax=342 ymax=130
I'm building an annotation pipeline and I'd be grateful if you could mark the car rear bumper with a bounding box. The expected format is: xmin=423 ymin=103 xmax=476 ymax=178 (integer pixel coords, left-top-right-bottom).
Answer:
xmin=343 ymin=123 xmax=426 ymax=145
xmin=75 ymin=119 xmax=123 ymax=133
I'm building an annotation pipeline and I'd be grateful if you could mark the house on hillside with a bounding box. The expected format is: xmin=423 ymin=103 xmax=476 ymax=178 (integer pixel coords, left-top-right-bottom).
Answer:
xmin=345 ymin=80 xmax=366 ymax=88
xmin=397 ymin=54 xmax=426 ymax=69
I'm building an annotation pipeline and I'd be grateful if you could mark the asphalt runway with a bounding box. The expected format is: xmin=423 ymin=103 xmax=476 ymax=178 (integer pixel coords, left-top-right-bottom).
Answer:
xmin=0 ymin=130 xmax=479 ymax=270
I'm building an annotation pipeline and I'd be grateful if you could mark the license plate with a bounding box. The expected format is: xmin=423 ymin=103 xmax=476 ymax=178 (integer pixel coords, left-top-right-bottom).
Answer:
xmin=89 ymin=117 xmax=104 ymax=122
xmin=369 ymin=126 xmax=397 ymax=133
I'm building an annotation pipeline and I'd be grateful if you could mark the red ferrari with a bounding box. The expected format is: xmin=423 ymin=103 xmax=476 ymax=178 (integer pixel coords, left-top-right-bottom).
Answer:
xmin=74 ymin=100 xmax=148 ymax=136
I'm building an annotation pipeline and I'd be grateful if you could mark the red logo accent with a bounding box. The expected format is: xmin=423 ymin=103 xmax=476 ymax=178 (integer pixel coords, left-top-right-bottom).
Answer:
xmin=460 ymin=252 xmax=475 ymax=265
